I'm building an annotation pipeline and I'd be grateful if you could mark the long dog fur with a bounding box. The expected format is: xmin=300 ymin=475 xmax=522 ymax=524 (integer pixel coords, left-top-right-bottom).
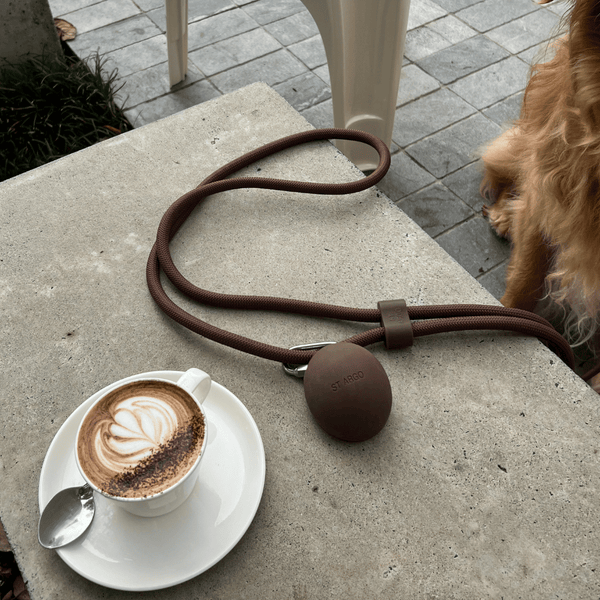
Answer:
xmin=481 ymin=0 xmax=600 ymax=347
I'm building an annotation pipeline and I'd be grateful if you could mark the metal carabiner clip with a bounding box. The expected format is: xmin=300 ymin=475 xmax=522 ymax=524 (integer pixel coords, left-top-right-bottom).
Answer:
xmin=282 ymin=342 xmax=337 ymax=378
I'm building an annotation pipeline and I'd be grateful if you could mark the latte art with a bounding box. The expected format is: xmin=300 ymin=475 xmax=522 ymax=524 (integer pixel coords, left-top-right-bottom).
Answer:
xmin=96 ymin=396 xmax=180 ymax=472
xmin=77 ymin=380 xmax=206 ymax=498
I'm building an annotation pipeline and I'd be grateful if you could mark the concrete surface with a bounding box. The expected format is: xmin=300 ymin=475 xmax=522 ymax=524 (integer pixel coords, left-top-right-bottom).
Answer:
xmin=47 ymin=0 xmax=571 ymax=301
xmin=1 ymin=83 xmax=598 ymax=599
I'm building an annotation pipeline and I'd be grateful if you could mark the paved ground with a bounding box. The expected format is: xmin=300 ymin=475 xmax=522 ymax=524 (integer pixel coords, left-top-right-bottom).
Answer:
xmin=49 ymin=0 xmax=569 ymax=300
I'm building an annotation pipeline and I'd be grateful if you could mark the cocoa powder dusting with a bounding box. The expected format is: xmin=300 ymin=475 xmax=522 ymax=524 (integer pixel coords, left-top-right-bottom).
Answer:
xmin=105 ymin=414 xmax=205 ymax=498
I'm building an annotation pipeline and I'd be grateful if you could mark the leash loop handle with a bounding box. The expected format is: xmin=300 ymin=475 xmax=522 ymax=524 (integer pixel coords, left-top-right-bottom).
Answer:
xmin=146 ymin=128 xmax=576 ymax=371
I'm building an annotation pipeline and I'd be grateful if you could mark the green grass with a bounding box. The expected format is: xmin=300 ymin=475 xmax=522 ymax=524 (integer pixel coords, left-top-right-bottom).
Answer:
xmin=0 ymin=50 xmax=131 ymax=182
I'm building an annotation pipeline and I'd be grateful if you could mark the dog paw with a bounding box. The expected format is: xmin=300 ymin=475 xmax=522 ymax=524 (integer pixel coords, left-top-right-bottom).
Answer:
xmin=483 ymin=204 xmax=511 ymax=239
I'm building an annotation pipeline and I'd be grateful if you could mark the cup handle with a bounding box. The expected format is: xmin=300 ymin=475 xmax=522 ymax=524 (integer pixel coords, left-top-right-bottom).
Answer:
xmin=176 ymin=369 xmax=212 ymax=404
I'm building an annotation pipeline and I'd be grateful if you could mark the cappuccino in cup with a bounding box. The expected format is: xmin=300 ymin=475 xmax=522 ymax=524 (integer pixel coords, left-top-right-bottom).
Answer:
xmin=76 ymin=369 xmax=211 ymax=517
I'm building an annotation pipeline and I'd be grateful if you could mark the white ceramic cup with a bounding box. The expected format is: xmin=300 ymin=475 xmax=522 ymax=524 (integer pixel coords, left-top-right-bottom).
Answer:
xmin=75 ymin=369 xmax=211 ymax=517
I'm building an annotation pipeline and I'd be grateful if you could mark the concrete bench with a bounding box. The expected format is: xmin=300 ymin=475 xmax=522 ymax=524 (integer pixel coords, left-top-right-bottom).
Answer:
xmin=0 ymin=83 xmax=597 ymax=599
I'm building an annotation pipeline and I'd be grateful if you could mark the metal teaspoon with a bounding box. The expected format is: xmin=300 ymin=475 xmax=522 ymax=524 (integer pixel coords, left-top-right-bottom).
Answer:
xmin=38 ymin=483 xmax=95 ymax=549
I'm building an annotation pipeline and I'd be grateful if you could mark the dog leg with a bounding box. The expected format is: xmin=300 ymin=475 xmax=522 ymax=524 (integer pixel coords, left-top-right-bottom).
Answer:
xmin=481 ymin=127 xmax=521 ymax=238
xmin=500 ymin=208 xmax=551 ymax=311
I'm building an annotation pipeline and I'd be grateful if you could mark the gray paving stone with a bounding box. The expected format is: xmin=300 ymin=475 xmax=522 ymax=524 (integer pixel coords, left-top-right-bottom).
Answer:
xmin=313 ymin=64 xmax=330 ymax=86
xmin=103 ymin=34 xmax=168 ymax=78
xmin=288 ymin=35 xmax=327 ymax=70
xmin=428 ymin=14 xmax=477 ymax=44
xmin=405 ymin=113 xmax=502 ymax=178
xmin=68 ymin=14 xmax=161 ymax=57
xmin=406 ymin=16 xmax=480 ymax=61
xmin=377 ymin=151 xmax=436 ymax=202
xmin=477 ymin=261 xmax=508 ymax=300
xmin=59 ymin=0 xmax=140 ymax=34
xmin=393 ymin=88 xmax=476 ymax=147
xmin=146 ymin=0 xmax=235 ymax=32
xmin=124 ymin=79 xmax=221 ymax=126
xmin=188 ymin=0 xmax=236 ymax=22
xmin=456 ymin=0 xmax=539 ymax=33
xmin=404 ymin=26 xmax=452 ymax=62
xmin=129 ymin=0 xmax=162 ymax=10
xmin=483 ymin=92 xmax=523 ymax=126
xmin=449 ymin=56 xmax=530 ymax=110
xmin=486 ymin=9 xmax=561 ymax=54
xmin=442 ymin=161 xmax=485 ymax=212
xmin=397 ymin=64 xmax=440 ymax=107
xmin=188 ymin=8 xmax=259 ymax=51
xmin=417 ymin=35 xmax=510 ymax=84
xmin=49 ymin=0 xmax=100 ymax=15
xmin=189 ymin=28 xmax=281 ymax=76
xmin=264 ymin=10 xmax=319 ymax=45
xmin=241 ymin=0 xmax=305 ymax=25
xmin=433 ymin=0 xmax=481 ymax=10
xmin=435 ymin=216 xmax=510 ymax=277
xmin=543 ymin=1 xmax=571 ymax=17
xmin=397 ymin=183 xmax=474 ymax=238
xmin=116 ymin=61 xmax=204 ymax=108
xmin=209 ymin=49 xmax=307 ymax=93
xmin=300 ymin=99 xmax=333 ymax=130
xmin=518 ymin=38 xmax=560 ymax=65
xmin=145 ymin=7 xmax=166 ymax=31
xmin=389 ymin=140 xmax=401 ymax=156
xmin=188 ymin=48 xmax=235 ymax=79
xmin=407 ymin=0 xmax=447 ymax=30
xmin=272 ymin=72 xmax=331 ymax=112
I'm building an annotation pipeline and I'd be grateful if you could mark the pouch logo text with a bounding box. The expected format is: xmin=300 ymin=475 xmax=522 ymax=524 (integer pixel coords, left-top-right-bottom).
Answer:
xmin=331 ymin=371 xmax=364 ymax=392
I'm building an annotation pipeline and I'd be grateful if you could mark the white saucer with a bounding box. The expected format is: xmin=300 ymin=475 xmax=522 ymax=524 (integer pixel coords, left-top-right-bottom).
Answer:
xmin=38 ymin=371 xmax=266 ymax=591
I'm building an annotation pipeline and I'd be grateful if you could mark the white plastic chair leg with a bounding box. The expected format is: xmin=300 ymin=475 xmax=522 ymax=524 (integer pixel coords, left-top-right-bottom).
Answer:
xmin=302 ymin=0 xmax=411 ymax=170
xmin=166 ymin=0 xmax=188 ymax=87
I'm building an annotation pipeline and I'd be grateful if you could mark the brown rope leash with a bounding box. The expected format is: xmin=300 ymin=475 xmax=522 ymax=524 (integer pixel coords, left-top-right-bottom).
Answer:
xmin=146 ymin=128 xmax=575 ymax=372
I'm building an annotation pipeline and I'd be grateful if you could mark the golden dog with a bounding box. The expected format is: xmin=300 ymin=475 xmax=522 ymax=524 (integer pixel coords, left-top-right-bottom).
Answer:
xmin=481 ymin=0 xmax=600 ymax=352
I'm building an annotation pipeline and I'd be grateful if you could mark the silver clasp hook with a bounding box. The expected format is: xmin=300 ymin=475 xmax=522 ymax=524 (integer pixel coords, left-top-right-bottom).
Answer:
xmin=282 ymin=342 xmax=337 ymax=378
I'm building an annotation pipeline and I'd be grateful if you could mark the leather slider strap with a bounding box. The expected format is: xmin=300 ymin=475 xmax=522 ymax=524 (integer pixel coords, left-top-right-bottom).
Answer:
xmin=378 ymin=299 xmax=414 ymax=349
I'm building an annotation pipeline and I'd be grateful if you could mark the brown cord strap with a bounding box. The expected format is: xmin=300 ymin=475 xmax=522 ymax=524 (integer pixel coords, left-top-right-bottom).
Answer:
xmin=146 ymin=128 xmax=575 ymax=370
